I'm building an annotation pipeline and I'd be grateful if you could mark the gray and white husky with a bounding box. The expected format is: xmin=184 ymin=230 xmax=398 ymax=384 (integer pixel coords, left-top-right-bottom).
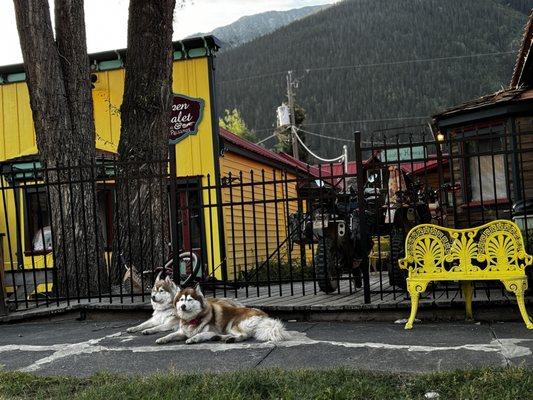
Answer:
xmin=156 ymin=285 xmax=290 ymax=345
xmin=127 ymin=274 xmax=180 ymax=335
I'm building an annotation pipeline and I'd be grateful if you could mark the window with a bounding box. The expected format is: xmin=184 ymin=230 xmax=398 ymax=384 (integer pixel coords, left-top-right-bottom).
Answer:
xmin=465 ymin=137 xmax=507 ymax=202
xmin=25 ymin=190 xmax=52 ymax=253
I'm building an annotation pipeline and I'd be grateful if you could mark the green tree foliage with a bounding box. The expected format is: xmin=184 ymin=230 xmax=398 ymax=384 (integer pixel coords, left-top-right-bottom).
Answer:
xmin=219 ymin=108 xmax=257 ymax=142
xmin=216 ymin=0 xmax=529 ymax=158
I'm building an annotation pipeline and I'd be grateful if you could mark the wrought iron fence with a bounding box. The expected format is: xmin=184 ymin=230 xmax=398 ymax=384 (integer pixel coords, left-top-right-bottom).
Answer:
xmin=1 ymin=124 xmax=533 ymax=312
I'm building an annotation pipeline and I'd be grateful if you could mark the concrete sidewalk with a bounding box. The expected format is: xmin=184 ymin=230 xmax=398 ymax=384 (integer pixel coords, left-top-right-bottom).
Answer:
xmin=0 ymin=317 xmax=531 ymax=377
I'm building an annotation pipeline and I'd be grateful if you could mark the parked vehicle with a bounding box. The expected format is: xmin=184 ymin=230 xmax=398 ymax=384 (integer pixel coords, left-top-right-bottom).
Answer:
xmin=290 ymin=178 xmax=371 ymax=293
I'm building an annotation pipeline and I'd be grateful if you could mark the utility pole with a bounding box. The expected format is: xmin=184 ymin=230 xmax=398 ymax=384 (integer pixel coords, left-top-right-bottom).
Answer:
xmin=286 ymin=70 xmax=299 ymax=161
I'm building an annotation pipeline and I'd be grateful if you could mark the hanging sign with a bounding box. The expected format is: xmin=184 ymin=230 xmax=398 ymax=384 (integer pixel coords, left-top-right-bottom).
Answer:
xmin=169 ymin=94 xmax=205 ymax=144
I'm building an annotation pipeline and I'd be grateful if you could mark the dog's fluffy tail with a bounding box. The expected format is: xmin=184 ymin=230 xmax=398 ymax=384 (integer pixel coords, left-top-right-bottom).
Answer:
xmin=253 ymin=317 xmax=291 ymax=342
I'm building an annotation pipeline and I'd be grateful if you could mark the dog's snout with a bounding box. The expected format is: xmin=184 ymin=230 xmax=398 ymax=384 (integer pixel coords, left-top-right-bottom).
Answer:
xmin=151 ymin=295 xmax=156 ymax=301
xmin=181 ymin=304 xmax=187 ymax=311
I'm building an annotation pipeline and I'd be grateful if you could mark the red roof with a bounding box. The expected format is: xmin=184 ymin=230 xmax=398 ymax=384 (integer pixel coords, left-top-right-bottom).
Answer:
xmin=314 ymin=153 xmax=448 ymax=179
xmin=218 ymin=127 xmax=312 ymax=175
xmin=312 ymin=152 xmax=381 ymax=178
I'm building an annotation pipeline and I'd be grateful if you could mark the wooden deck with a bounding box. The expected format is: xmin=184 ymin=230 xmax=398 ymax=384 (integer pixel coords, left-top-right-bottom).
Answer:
xmin=209 ymin=273 xmax=518 ymax=311
xmin=4 ymin=273 xmax=525 ymax=321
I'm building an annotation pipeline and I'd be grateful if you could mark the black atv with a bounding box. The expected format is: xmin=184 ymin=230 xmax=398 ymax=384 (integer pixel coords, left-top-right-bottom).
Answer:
xmin=290 ymin=178 xmax=371 ymax=293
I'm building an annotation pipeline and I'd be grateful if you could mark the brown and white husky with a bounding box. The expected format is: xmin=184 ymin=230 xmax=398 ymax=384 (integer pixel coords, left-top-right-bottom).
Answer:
xmin=155 ymin=285 xmax=289 ymax=344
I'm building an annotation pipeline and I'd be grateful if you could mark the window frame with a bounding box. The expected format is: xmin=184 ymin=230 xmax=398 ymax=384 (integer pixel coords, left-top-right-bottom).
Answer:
xmin=23 ymin=186 xmax=51 ymax=256
xmin=455 ymin=122 xmax=510 ymax=206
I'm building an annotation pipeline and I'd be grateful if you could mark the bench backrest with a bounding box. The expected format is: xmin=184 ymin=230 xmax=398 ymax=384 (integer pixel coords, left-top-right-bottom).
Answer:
xmin=399 ymin=220 xmax=533 ymax=278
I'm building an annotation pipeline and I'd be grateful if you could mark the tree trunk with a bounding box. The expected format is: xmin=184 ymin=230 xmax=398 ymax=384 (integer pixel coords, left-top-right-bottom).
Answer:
xmin=111 ymin=0 xmax=175 ymax=285
xmin=14 ymin=0 xmax=107 ymax=298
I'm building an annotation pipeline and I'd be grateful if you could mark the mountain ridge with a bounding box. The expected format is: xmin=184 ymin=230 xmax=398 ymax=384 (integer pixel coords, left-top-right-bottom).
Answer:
xmin=189 ymin=5 xmax=329 ymax=50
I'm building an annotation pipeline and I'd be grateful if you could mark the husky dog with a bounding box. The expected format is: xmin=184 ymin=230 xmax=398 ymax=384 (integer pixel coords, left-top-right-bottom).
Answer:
xmin=156 ymin=285 xmax=289 ymax=345
xmin=127 ymin=274 xmax=180 ymax=335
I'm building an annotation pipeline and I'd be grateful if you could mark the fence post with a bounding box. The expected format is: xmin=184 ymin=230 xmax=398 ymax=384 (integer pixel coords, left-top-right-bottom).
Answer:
xmin=354 ymin=131 xmax=371 ymax=304
xmin=0 ymin=233 xmax=7 ymax=315
xmin=169 ymin=145 xmax=181 ymax=285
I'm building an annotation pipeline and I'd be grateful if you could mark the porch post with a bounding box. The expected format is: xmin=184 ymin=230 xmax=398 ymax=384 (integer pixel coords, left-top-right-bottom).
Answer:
xmin=0 ymin=233 xmax=7 ymax=315
xmin=354 ymin=131 xmax=371 ymax=304
xmin=169 ymin=145 xmax=180 ymax=285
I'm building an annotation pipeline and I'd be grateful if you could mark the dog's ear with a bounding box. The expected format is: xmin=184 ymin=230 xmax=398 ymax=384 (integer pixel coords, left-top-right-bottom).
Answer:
xmin=155 ymin=271 xmax=163 ymax=282
xmin=172 ymin=291 xmax=181 ymax=309
xmin=194 ymin=283 xmax=204 ymax=297
xmin=165 ymin=275 xmax=173 ymax=284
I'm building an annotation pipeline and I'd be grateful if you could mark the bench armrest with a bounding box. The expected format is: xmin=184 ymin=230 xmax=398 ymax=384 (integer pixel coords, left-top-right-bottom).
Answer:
xmin=398 ymin=256 xmax=412 ymax=270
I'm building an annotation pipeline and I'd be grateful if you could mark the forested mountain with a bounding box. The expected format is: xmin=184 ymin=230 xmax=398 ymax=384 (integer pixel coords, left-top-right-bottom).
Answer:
xmin=190 ymin=5 xmax=328 ymax=50
xmin=215 ymin=0 xmax=531 ymax=158
xmin=496 ymin=0 xmax=533 ymax=14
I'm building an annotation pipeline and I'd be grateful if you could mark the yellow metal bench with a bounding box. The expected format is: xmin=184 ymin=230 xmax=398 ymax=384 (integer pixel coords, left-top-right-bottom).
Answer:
xmin=399 ymin=220 xmax=533 ymax=329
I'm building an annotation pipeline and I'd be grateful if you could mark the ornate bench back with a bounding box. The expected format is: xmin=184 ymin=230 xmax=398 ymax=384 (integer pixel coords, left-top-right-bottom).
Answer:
xmin=399 ymin=220 xmax=533 ymax=278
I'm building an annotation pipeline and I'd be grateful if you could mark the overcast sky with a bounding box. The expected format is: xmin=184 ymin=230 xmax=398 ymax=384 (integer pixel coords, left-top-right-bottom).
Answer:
xmin=0 ymin=0 xmax=338 ymax=66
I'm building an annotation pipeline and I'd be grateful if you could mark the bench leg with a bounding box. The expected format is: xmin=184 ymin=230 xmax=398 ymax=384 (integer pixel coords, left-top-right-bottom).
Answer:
xmin=461 ymin=281 xmax=474 ymax=320
xmin=405 ymin=280 xmax=428 ymax=330
xmin=405 ymin=292 xmax=419 ymax=330
xmin=503 ymin=279 xmax=533 ymax=330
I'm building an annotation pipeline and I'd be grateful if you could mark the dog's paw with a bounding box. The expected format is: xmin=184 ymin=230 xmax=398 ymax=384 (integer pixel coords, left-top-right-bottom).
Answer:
xmin=126 ymin=327 xmax=137 ymax=333
xmin=142 ymin=329 xmax=153 ymax=335
xmin=185 ymin=337 xmax=198 ymax=345
xmin=155 ymin=337 xmax=168 ymax=345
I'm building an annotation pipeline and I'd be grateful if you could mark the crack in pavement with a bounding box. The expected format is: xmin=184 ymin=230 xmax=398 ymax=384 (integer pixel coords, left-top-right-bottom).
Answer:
xmin=253 ymin=346 xmax=276 ymax=368
xmin=0 ymin=330 xmax=531 ymax=373
xmin=488 ymin=323 xmax=510 ymax=367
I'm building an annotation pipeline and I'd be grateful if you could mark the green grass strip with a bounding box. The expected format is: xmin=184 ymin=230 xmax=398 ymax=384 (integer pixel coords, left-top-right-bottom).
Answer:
xmin=0 ymin=367 xmax=531 ymax=400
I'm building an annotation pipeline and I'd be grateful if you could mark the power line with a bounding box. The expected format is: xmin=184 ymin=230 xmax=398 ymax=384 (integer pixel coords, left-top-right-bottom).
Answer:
xmin=304 ymin=116 xmax=429 ymax=127
xmin=218 ymin=51 xmax=515 ymax=84
xmin=295 ymin=127 xmax=352 ymax=143
xmin=255 ymin=133 xmax=277 ymax=144
xmin=293 ymin=129 xmax=345 ymax=163
xmin=252 ymin=115 xmax=429 ymax=134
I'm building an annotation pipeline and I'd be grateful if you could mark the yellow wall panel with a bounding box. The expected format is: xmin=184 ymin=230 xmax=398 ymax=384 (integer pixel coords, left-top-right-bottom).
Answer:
xmin=108 ymin=69 xmax=125 ymax=145
xmin=219 ymin=152 xmax=302 ymax=279
xmin=16 ymin=85 xmax=35 ymax=153
xmin=2 ymin=84 xmax=22 ymax=161
xmin=0 ymin=87 xmax=4 ymax=160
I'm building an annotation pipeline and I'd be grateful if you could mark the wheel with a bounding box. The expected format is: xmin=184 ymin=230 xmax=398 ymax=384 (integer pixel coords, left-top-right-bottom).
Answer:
xmin=315 ymin=236 xmax=340 ymax=293
xmin=352 ymin=257 xmax=364 ymax=288
xmin=387 ymin=227 xmax=407 ymax=290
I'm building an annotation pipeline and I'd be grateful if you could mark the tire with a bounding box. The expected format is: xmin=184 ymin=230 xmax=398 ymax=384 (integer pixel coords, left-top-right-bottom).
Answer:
xmin=388 ymin=227 xmax=407 ymax=290
xmin=315 ymin=237 xmax=340 ymax=293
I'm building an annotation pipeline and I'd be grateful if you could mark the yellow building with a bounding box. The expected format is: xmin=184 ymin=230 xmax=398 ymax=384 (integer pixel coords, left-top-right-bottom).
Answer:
xmin=0 ymin=36 xmax=310 ymax=294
